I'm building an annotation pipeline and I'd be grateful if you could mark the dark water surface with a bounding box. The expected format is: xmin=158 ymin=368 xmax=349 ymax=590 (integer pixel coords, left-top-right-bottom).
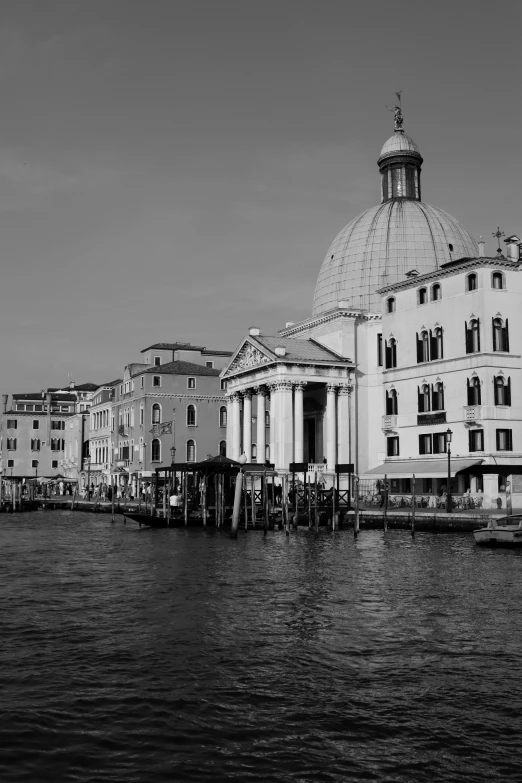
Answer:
xmin=1 ymin=512 xmax=522 ymax=782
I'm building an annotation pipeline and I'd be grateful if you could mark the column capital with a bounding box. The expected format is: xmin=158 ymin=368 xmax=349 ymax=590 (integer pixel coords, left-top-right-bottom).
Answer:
xmin=243 ymin=389 xmax=253 ymax=400
xmin=338 ymin=384 xmax=353 ymax=396
xmin=270 ymin=381 xmax=293 ymax=392
xmin=326 ymin=383 xmax=340 ymax=394
xmin=228 ymin=392 xmax=242 ymax=403
xmin=293 ymin=381 xmax=306 ymax=392
xmin=253 ymin=385 xmax=268 ymax=397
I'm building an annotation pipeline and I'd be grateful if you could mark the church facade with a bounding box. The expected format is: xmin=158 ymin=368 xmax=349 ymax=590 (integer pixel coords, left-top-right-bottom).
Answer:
xmin=221 ymin=114 xmax=521 ymax=509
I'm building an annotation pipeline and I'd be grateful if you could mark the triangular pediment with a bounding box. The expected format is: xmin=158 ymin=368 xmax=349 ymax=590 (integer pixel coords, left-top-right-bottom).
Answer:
xmin=222 ymin=338 xmax=273 ymax=378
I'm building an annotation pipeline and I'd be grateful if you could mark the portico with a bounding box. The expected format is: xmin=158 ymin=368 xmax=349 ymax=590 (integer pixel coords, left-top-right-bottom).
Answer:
xmin=221 ymin=329 xmax=354 ymax=479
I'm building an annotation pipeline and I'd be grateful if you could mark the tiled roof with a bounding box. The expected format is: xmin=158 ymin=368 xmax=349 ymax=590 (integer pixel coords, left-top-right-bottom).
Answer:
xmin=201 ymin=348 xmax=233 ymax=356
xmin=140 ymin=342 xmax=205 ymax=353
xmin=13 ymin=392 xmax=77 ymax=401
xmin=97 ymin=379 xmax=122 ymax=388
xmin=252 ymin=335 xmax=348 ymax=363
xmin=48 ymin=383 xmax=98 ymax=392
xmin=143 ymin=360 xmax=221 ymax=376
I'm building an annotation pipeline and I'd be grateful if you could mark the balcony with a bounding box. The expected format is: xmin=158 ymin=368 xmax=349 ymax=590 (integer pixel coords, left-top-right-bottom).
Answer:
xmin=463 ymin=406 xmax=482 ymax=423
xmin=382 ymin=415 xmax=398 ymax=431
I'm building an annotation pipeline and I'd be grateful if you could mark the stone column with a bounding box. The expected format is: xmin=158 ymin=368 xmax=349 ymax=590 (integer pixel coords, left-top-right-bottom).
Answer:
xmin=226 ymin=394 xmax=233 ymax=459
xmin=278 ymin=381 xmax=294 ymax=469
xmin=269 ymin=384 xmax=277 ymax=467
xmin=242 ymin=390 xmax=252 ymax=461
xmin=337 ymin=384 xmax=352 ymax=464
xmin=255 ymin=387 xmax=267 ymax=465
xmin=294 ymin=382 xmax=305 ymax=464
xmin=325 ymin=384 xmax=338 ymax=470
xmin=230 ymin=393 xmax=241 ymax=462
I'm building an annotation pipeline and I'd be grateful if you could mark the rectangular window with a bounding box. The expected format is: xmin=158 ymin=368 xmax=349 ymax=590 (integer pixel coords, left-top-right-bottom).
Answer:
xmin=153 ymin=376 xmax=161 ymax=387
xmin=52 ymin=460 xmax=58 ymax=469
xmin=140 ymin=406 xmax=144 ymax=425
xmin=7 ymin=459 xmax=14 ymax=468
xmin=432 ymin=433 xmax=447 ymax=454
xmin=51 ymin=421 xmax=65 ymax=430
xmin=419 ymin=434 xmax=432 ymax=455
xmin=188 ymin=377 xmax=196 ymax=389
xmin=206 ymin=361 xmax=214 ymax=368
xmin=377 ymin=334 xmax=383 ymax=367
xmin=496 ymin=429 xmax=513 ymax=451
xmin=31 ymin=459 xmax=38 ymax=469
xmin=7 ymin=419 xmax=17 ymax=429
xmin=25 ymin=404 xmax=34 ymax=411
xmin=469 ymin=430 xmax=484 ymax=452
xmin=387 ymin=436 xmax=399 ymax=456
xmin=32 ymin=420 xmax=40 ymax=430
xmin=141 ymin=377 xmax=144 ymax=388
xmin=154 ymin=356 xmax=161 ymax=367
xmin=34 ymin=405 xmax=42 ymax=412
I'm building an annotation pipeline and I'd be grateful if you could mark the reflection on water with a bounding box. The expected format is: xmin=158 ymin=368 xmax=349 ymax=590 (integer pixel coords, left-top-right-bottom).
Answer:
xmin=1 ymin=512 xmax=521 ymax=782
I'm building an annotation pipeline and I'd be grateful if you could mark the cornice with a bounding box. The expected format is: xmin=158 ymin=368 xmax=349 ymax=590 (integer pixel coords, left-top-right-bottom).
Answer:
xmin=279 ymin=309 xmax=382 ymax=337
xmin=378 ymin=257 xmax=522 ymax=295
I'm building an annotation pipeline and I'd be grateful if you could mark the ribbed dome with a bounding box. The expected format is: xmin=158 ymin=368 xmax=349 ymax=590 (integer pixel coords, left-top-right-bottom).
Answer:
xmin=312 ymin=200 xmax=479 ymax=314
xmin=379 ymin=131 xmax=420 ymax=161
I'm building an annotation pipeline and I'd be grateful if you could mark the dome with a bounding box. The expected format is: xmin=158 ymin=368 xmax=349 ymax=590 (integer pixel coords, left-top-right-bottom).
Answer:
xmin=312 ymin=200 xmax=479 ymax=314
xmin=378 ymin=131 xmax=421 ymax=162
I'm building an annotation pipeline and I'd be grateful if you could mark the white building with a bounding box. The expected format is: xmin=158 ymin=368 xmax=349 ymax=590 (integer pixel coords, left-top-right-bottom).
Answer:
xmin=221 ymin=110 xmax=521 ymax=508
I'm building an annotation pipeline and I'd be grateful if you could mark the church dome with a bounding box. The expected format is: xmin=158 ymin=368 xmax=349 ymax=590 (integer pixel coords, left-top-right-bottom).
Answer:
xmin=312 ymin=115 xmax=478 ymax=315
xmin=313 ymin=201 xmax=479 ymax=314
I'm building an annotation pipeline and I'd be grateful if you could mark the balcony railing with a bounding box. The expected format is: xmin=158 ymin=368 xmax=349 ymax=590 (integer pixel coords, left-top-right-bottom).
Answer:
xmin=382 ymin=415 xmax=398 ymax=430
xmin=463 ymin=405 xmax=481 ymax=422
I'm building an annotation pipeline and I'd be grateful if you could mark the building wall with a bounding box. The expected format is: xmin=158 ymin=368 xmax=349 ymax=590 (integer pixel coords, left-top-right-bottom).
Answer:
xmin=1 ymin=411 xmax=68 ymax=478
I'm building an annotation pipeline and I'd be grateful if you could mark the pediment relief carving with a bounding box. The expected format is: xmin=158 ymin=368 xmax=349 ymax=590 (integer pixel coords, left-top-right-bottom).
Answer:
xmin=227 ymin=341 xmax=272 ymax=375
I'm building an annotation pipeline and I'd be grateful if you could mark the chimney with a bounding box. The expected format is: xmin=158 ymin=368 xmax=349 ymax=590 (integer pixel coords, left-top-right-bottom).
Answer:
xmin=478 ymin=236 xmax=485 ymax=257
xmin=69 ymin=380 xmax=75 ymax=390
xmin=249 ymin=326 xmax=260 ymax=336
xmin=285 ymin=321 xmax=295 ymax=328
xmin=275 ymin=346 xmax=286 ymax=357
xmin=504 ymin=235 xmax=521 ymax=262
xmin=1 ymin=394 xmax=8 ymax=413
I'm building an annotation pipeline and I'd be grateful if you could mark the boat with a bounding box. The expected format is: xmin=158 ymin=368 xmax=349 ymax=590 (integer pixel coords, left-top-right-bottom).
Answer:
xmin=122 ymin=512 xmax=170 ymax=528
xmin=473 ymin=516 xmax=522 ymax=547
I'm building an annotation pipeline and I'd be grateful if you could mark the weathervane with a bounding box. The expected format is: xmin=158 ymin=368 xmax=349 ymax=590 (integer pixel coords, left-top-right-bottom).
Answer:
xmin=386 ymin=91 xmax=404 ymax=131
xmin=492 ymin=226 xmax=505 ymax=256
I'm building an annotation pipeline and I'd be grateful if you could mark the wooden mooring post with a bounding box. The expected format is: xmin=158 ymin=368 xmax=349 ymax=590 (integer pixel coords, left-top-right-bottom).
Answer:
xmin=307 ymin=474 xmax=312 ymax=529
xmin=183 ymin=471 xmax=188 ymax=527
xmin=250 ymin=475 xmax=255 ymax=531
xmin=383 ymin=473 xmax=388 ymax=533
xmin=243 ymin=471 xmax=249 ymax=531
xmin=111 ymin=483 xmax=115 ymax=523
xmin=230 ymin=468 xmax=243 ymax=539
xmin=314 ymin=472 xmax=319 ymax=536
xmin=201 ymin=474 xmax=207 ymax=528
xmin=411 ymin=473 xmax=416 ymax=538
xmin=283 ymin=475 xmax=289 ymax=535
xmin=354 ymin=476 xmax=360 ymax=539
xmin=263 ymin=470 xmax=269 ymax=535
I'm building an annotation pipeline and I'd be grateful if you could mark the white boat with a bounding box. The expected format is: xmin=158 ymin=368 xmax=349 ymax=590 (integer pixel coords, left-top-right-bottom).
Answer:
xmin=474 ymin=516 xmax=522 ymax=547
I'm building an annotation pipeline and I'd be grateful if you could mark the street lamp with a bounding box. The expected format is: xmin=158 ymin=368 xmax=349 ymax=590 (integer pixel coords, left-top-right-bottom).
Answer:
xmin=170 ymin=445 xmax=176 ymax=465
xmin=446 ymin=428 xmax=453 ymax=514
xmin=85 ymin=456 xmax=91 ymax=500
xmin=34 ymin=460 xmax=39 ymax=500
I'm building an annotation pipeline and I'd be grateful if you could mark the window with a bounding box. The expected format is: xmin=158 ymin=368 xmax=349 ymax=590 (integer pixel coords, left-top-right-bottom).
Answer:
xmin=433 ymin=433 xmax=447 ymax=454
xmin=219 ymin=440 xmax=226 ymax=457
xmin=30 ymin=439 xmax=40 ymax=451
xmin=492 ymin=318 xmax=509 ymax=352
xmin=31 ymin=459 xmax=38 ymax=469
xmin=154 ymin=356 xmax=161 ymax=367
xmin=431 ymin=284 xmax=441 ymax=301
xmin=469 ymin=429 xmax=484 ymax=452
xmin=31 ymin=420 xmax=39 ymax=430
xmin=187 ymin=377 xmax=196 ymax=389
xmin=7 ymin=419 xmax=17 ymax=429
xmin=465 ymin=319 xmax=480 ymax=353
xmin=206 ymin=360 xmax=214 ymax=368
xmin=494 ymin=376 xmax=511 ymax=406
xmin=265 ymin=444 xmax=270 ymax=462
xmin=7 ymin=459 xmax=14 ymax=468
xmin=265 ymin=411 xmax=270 ymax=427
xmin=34 ymin=405 xmax=42 ymax=412
xmin=448 ymin=243 xmax=454 ymax=252
xmin=186 ymin=439 xmax=196 ymax=462
xmin=386 ymin=389 xmax=398 ymax=415
xmin=418 ymin=384 xmax=430 ymax=413
xmin=187 ymin=404 xmax=196 ymax=426
xmin=416 ymin=331 xmax=430 ymax=363
xmin=7 ymin=438 xmax=17 ymax=450
xmin=430 ymin=327 xmax=444 ymax=360
xmin=252 ymin=443 xmax=257 ymax=462
xmin=140 ymin=406 xmax=144 ymax=425
xmin=141 ymin=377 xmax=144 ymax=389
xmin=377 ymin=334 xmax=383 ymax=367
xmin=385 ymin=338 xmax=397 ymax=369
xmin=387 ymin=297 xmax=396 ymax=313
xmin=51 ymin=421 xmax=65 ymax=430
xmin=51 ymin=438 xmax=63 ymax=451
xmin=492 ymin=272 xmax=504 ymax=290
xmin=220 ymin=379 xmax=227 ymax=391
xmin=417 ymin=287 xmax=428 ymax=305
xmin=496 ymin=429 xmax=513 ymax=451
xmin=151 ymin=438 xmax=161 ymax=462
xmin=219 ymin=406 xmax=227 ymax=427
xmin=467 ymin=377 xmax=481 ymax=406
xmin=152 ymin=403 xmax=161 ymax=424
xmin=52 ymin=460 xmax=58 ymax=469
xmin=432 ymin=382 xmax=445 ymax=411
xmin=466 ymin=273 xmax=477 ymax=292
xmin=419 ymin=434 xmax=432 ymax=455
xmin=387 ymin=436 xmax=399 ymax=456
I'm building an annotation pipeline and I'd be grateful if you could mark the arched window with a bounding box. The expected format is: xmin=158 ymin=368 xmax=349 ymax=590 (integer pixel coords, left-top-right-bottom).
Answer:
xmin=492 ymin=318 xmax=509 ymax=352
xmin=219 ymin=440 xmax=226 ymax=457
xmin=386 ymin=389 xmax=398 ymax=415
xmin=186 ymin=439 xmax=196 ymax=462
xmin=466 ymin=273 xmax=477 ymax=292
xmin=30 ymin=438 xmax=40 ymax=451
xmin=467 ymin=377 xmax=481 ymax=406
xmin=492 ymin=272 xmax=504 ymax=290
xmin=252 ymin=443 xmax=257 ymax=462
xmin=465 ymin=319 xmax=480 ymax=353
xmin=265 ymin=411 xmax=270 ymax=427
xmin=418 ymin=384 xmax=430 ymax=413
xmin=387 ymin=297 xmax=396 ymax=313
xmin=151 ymin=438 xmax=161 ymax=462
xmin=187 ymin=404 xmax=196 ymax=426
xmin=431 ymin=283 xmax=441 ymax=301
xmin=385 ymin=338 xmax=397 ymax=369
xmin=152 ymin=403 xmax=161 ymax=424
xmin=430 ymin=327 xmax=444 ymax=360
xmin=418 ymin=288 xmax=428 ymax=305
xmin=494 ymin=376 xmax=511 ymax=406
xmin=265 ymin=444 xmax=270 ymax=462
xmin=432 ymin=382 xmax=445 ymax=411
xmin=416 ymin=331 xmax=430 ymax=363
xmin=219 ymin=406 xmax=227 ymax=427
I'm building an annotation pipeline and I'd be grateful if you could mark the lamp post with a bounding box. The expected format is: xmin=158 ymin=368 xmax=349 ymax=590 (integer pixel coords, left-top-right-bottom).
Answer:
xmin=34 ymin=460 xmax=38 ymax=500
xmin=85 ymin=456 xmax=91 ymax=500
xmin=446 ymin=428 xmax=453 ymax=514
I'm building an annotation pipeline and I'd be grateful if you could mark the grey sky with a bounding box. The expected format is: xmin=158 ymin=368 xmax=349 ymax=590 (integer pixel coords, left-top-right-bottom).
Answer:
xmin=0 ymin=0 xmax=519 ymax=395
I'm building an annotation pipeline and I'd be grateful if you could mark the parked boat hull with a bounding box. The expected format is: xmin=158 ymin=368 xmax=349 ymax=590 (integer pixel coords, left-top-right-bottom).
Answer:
xmin=474 ymin=524 xmax=522 ymax=547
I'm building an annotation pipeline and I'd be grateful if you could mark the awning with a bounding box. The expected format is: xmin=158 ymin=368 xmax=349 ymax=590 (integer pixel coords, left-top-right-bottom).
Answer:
xmin=364 ymin=458 xmax=483 ymax=479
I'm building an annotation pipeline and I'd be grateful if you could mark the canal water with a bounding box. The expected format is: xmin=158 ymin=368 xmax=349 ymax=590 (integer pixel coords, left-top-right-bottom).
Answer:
xmin=1 ymin=512 xmax=521 ymax=782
